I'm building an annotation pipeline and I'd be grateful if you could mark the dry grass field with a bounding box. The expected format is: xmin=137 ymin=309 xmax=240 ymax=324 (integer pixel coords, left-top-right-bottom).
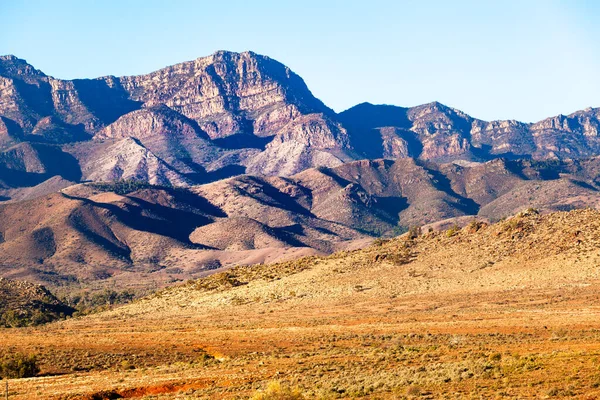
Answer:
xmin=4 ymin=209 xmax=600 ymax=399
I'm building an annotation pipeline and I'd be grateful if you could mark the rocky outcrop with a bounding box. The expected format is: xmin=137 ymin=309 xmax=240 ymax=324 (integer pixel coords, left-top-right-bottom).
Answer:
xmin=96 ymin=104 xmax=209 ymax=140
xmin=0 ymin=277 xmax=74 ymax=327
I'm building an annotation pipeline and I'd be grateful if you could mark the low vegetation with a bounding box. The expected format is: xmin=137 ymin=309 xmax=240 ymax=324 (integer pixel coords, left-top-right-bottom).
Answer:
xmin=0 ymin=308 xmax=65 ymax=328
xmin=0 ymin=278 xmax=75 ymax=328
xmin=89 ymin=179 xmax=157 ymax=195
xmin=59 ymin=288 xmax=138 ymax=316
xmin=0 ymin=353 xmax=39 ymax=379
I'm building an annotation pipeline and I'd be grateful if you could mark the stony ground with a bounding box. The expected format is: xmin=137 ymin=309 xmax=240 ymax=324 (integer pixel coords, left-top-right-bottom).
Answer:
xmin=3 ymin=209 xmax=600 ymax=399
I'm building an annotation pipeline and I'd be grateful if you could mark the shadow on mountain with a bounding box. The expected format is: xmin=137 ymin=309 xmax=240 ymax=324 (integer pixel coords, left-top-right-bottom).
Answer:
xmin=339 ymin=103 xmax=414 ymax=159
xmin=72 ymin=78 xmax=142 ymax=125
xmin=571 ymin=180 xmax=598 ymax=191
xmin=130 ymin=187 xmax=227 ymax=218
xmin=278 ymin=223 xmax=305 ymax=235
xmin=0 ymin=169 xmax=48 ymax=187
xmin=417 ymin=161 xmax=480 ymax=215
xmin=12 ymin=79 xmax=54 ymax=117
xmin=0 ymin=116 xmax=25 ymax=138
xmin=181 ymin=159 xmax=247 ymax=185
xmin=36 ymin=144 xmax=82 ymax=182
xmin=315 ymin=166 xmax=353 ymax=188
xmin=270 ymin=226 xmax=310 ymax=248
xmin=374 ymin=196 xmax=409 ymax=222
xmin=238 ymin=177 xmax=315 ymax=218
xmin=68 ymin=206 xmax=133 ymax=262
xmin=62 ymin=193 xmax=212 ymax=245
xmin=213 ymin=134 xmax=274 ymax=150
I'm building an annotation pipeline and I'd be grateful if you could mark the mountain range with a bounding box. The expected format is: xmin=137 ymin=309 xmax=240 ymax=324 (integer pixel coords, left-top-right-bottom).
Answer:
xmin=2 ymin=50 xmax=600 ymax=291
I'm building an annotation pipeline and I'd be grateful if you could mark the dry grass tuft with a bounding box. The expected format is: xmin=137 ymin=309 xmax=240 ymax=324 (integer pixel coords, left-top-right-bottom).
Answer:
xmin=251 ymin=381 xmax=305 ymax=400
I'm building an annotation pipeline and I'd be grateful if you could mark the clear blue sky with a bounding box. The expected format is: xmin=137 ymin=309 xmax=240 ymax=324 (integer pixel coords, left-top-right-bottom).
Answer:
xmin=1 ymin=0 xmax=599 ymax=122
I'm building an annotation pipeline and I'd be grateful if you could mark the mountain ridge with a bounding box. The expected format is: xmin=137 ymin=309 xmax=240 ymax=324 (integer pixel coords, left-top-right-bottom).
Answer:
xmin=3 ymin=50 xmax=600 ymax=293
xmin=2 ymin=50 xmax=600 ymax=190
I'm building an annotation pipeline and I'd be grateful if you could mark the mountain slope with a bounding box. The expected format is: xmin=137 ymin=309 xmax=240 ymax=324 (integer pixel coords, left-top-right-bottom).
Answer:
xmin=0 ymin=51 xmax=352 ymax=189
xmin=3 ymin=51 xmax=600 ymax=201
xmin=1 ymin=156 xmax=600 ymax=292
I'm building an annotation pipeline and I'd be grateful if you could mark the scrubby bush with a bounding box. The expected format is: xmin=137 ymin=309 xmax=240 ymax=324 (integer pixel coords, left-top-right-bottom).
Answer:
xmin=61 ymin=289 xmax=137 ymax=315
xmin=467 ymin=220 xmax=485 ymax=233
xmin=408 ymin=225 xmax=421 ymax=239
xmin=446 ymin=224 xmax=460 ymax=238
xmin=0 ymin=353 xmax=39 ymax=379
xmin=372 ymin=238 xmax=389 ymax=247
xmin=0 ymin=309 xmax=64 ymax=328
xmin=251 ymin=381 xmax=305 ymax=400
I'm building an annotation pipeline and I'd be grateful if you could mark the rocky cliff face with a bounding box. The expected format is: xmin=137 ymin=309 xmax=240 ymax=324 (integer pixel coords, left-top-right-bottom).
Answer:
xmin=340 ymin=102 xmax=600 ymax=162
xmin=0 ymin=51 xmax=354 ymax=189
xmin=1 ymin=50 xmax=600 ymax=199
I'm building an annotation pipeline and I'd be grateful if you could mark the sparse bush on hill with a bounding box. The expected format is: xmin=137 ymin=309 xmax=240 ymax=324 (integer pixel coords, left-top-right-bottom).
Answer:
xmin=89 ymin=179 xmax=155 ymax=195
xmin=408 ymin=225 xmax=421 ymax=239
xmin=0 ymin=308 xmax=63 ymax=328
xmin=0 ymin=279 xmax=75 ymax=328
xmin=390 ymin=225 xmax=409 ymax=237
xmin=372 ymin=238 xmax=390 ymax=246
xmin=60 ymin=289 xmax=138 ymax=316
xmin=371 ymin=240 xmax=414 ymax=266
xmin=187 ymin=257 xmax=319 ymax=293
xmin=89 ymin=179 xmax=191 ymax=196
xmin=466 ymin=220 xmax=485 ymax=233
xmin=446 ymin=224 xmax=460 ymax=237
xmin=0 ymin=353 xmax=39 ymax=379
xmin=251 ymin=381 xmax=305 ymax=400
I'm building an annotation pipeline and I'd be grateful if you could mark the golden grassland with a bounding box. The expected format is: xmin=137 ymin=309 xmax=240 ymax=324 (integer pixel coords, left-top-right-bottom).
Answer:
xmin=3 ymin=209 xmax=600 ymax=399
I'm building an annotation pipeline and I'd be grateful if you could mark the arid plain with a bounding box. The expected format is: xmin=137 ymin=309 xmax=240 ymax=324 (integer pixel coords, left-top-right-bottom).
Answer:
xmin=3 ymin=209 xmax=600 ymax=399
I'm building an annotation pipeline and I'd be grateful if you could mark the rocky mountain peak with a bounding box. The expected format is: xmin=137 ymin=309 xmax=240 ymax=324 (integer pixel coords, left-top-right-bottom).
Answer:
xmin=0 ymin=55 xmax=46 ymax=80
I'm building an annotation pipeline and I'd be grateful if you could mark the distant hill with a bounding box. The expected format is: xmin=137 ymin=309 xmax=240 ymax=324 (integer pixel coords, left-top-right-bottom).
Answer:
xmin=0 ymin=277 xmax=74 ymax=327
xmin=1 ymin=156 xmax=600 ymax=292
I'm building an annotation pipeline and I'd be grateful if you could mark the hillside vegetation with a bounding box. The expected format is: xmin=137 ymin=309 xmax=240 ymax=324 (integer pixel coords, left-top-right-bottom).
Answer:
xmin=0 ymin=278 xmax=74 ymax=327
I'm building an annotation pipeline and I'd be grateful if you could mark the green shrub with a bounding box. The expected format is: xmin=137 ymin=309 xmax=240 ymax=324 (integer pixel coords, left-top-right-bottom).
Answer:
xmin=61 ymin=289 xmax=137 ymax=315
xmin=89 ymin=179 xmax=155 ymax=195
xmin=0 ymin=308 xmax=63 ymax=328
xmin=0 ymin=353 xmax=40 ymax=379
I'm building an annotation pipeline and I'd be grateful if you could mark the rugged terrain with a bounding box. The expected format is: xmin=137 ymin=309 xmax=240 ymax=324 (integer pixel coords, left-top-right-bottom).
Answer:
xmin=4 ymin=50 xmax=600 ymax=291
xmin=3 ymin=208 xmax=600 ymax=398
xmin=0 ymin=277 xmax=74 ymax=327
xmin=2 ymin=155 xmax=600 ymax=292
xmin=2 ymin=50 xmax=600 ymax=202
